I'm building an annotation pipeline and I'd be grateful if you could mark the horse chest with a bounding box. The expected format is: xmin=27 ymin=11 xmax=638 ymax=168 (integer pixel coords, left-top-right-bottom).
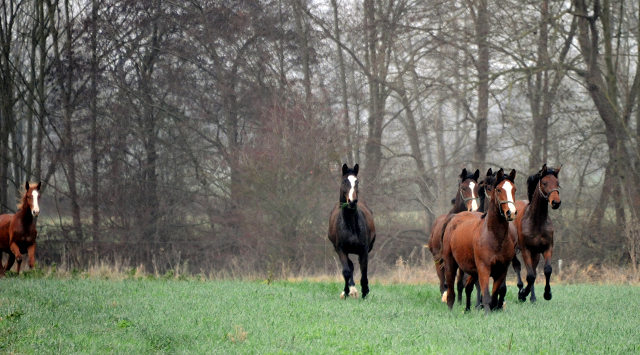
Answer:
xmin=521 ymin=220 xmax=552 ymax=250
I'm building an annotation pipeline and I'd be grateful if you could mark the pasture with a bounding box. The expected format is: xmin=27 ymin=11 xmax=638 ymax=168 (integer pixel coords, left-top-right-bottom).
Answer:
xmin=0 ymin=275 xmax=638 ymax=354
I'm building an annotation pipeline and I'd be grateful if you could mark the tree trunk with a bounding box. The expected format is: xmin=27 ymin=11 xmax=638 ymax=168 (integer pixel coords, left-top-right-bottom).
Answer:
xmin=473 ymin=0 xmax=489 ymax=169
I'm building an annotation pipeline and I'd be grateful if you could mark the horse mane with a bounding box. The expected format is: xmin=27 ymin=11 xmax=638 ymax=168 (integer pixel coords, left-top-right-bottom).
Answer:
xmin=16 ymin=185 xmax=29 ymax=210
xmin=526 ymin=166 xmax=559 ymax=202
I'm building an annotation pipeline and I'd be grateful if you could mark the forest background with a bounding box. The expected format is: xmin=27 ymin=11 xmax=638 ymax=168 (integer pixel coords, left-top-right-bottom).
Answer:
xmin=1 ymin=0 xmax=639 ymax=278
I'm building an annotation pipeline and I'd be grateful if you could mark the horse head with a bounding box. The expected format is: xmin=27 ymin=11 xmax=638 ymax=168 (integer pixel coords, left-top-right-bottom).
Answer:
xmin=539 ymin=164 xmax=561 ymax=209
xmin=340 ymin=163 xmax=359 ymax=209
xmin=492 ymin=168 xmax=517 ymax=221
xmin=24 ymin=181 xmax=42 ymax=217
xmin=458 ymin=168 xmax=480 ymax=212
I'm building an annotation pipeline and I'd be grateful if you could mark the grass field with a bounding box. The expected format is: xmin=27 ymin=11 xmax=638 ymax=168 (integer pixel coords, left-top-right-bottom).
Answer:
xmin=0 ymin=276 xmax=639 ymax=354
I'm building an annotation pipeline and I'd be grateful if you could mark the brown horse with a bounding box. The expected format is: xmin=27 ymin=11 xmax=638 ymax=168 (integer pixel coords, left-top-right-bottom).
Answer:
xmin=0 ymin=181 xmax=42 ymax=276
xmin=328 ymin=164 xmax=376 ymax=299
xmin=442 ymin=168 xmax=517 ymax=314
xmin=427 ymin=168 xmax=480 ymax=300
xmin=513 ymin=164 xmax=561 ymax=302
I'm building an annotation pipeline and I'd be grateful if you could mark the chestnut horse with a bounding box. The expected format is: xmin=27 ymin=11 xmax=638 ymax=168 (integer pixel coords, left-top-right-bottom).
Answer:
xmin=328 ymin=164 xmax=376 ymax=299
xmin=0 ymin=181 xmax=42 ymax=276
xmin=513 ymin=164 xmax=561 ymax=302
xmin=427 ymin=168 xmax=480 ymax=300
xmin=442 ymin=168 xmax=517 ymax=314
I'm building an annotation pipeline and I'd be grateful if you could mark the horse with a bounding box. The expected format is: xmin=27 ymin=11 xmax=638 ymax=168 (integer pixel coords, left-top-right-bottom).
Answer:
xmin=427 ymin=168 xmax=480 ymax=301
xmin=513 ymin=164 xmax=561 ymax=302
xmin=0 ymin=181 xmax=42 ymax=276
xmin=441 ymin=168 xmax=517 ymax=314
xmin=328 ymin=164 xmax=376 ymax=299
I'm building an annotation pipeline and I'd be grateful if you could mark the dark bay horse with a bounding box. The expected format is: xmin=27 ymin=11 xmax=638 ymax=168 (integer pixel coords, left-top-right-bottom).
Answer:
xmin=328 ymin=164 xmax=376 ymax=299
xmin=0 ymin=181 xmax=42 ymax=276
xmin=427 ymin=168 xmax=480 ymax=301
xmin=442 ymin=168 xmax=517 ymax=314
xmin=513 ymin=164 xmax=561 ymax=302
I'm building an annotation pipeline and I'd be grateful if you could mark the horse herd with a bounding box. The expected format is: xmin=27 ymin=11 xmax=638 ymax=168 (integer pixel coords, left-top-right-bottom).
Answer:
xmin=0 ymin=167 xmax=560 ymax=315
xmin=328 ymin=163 xmax=561 ymax=314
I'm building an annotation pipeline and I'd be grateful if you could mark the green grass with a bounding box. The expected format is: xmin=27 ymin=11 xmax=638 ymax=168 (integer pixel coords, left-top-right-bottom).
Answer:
xmin=0 ymin=278 xmax=638 ymax=354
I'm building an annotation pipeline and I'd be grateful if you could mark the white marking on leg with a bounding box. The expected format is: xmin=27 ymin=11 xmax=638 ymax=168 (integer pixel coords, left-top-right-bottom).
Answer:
xmin=347 ymin=175 xmax=357 ymax=203
xmin=349 ymin=286 xmax=359 ymax=299
xmin=502 ymin=181 xmax=517 ymax=216
xmin=442 ymin=290 xmax=448 ymax=303
xmin=469 ymin=182 xmax=478 ymax=211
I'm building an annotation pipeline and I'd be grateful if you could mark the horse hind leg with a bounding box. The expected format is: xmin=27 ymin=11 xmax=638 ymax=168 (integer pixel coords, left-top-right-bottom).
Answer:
xmin=512 ymin=254 xmax=523 ymax=293
xmin=464 ymin=274 xmax=477 ymax=312
xmin=456 ymin=269 xmax=466 ymax=304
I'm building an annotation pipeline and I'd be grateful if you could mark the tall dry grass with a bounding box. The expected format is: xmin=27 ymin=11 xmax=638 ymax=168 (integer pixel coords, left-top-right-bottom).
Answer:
xmin=9 ymin=256 xmax=639 ymax=285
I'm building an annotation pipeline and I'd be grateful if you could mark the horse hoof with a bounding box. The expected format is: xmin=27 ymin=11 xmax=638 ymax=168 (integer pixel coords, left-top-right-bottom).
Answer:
xmin=544 ymin=292 xmax=552 ymax=301
xmin=349 ymin=286 xmax=359 ymax=299
xmin=441 ymin=291 xmax=448 ymax=303
xmin=340 ymin=292 xmax=346 ymax=299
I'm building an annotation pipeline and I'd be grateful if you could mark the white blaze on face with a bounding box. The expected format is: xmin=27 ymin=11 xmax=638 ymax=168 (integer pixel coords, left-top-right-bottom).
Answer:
xmin=347 ymin=175 xmax=357 ymax=203
xmin=31 ymin=190 xmax=40 ymax=216
xmin=502 ymin=181 xmax=516 ymax=216
xmin=469 ymin=181 xmax=478 ymax=211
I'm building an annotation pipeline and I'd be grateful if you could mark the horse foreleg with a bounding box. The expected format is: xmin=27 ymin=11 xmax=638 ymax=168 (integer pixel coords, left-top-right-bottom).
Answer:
xmin=5 ymin=253 xmax=15 ymax=272
xmin=338 ymin=252 xmax=356 ymax=299
xmin=477 ymin=267 xmax=492 ymax=315
xmin=27 ymin=243 xmax=36 ymax=270
xmin=474 ymin=281 xmax=482 ymax=309
xmin=491 ymin=272 xmax=508 ymax=310
xmin=9 ymin=243 xmax=23 ymax=275
xmin=542 ymin=248 xmax=553 ymax=300
xmin=358 ymin=253 xmax=369 ymax=299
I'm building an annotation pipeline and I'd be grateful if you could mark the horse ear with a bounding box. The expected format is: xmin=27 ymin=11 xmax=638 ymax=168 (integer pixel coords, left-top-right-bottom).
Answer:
xmin=353 ymin=164 xmax=359 ymax=176
xmin=36 ymin=182 xmax=42 ymax=190
xmin=342 ymin=164 xmax=348 ymax=176
xmin=555 ymin=165 xmax=562 ymax=175
xmin=509 ymin=169 xmax=516 ymax=181
xmin=496 ymin=168 xmax=504 ymax=182
xmin=473 ymin=169 xmax=480 ymax=181
xmin=25 ymin=181 xmax=30 ymax=191
xmin=460 ymin=168 xmax=468 ymax=180
xmin=486 ymin=168 xmax=493 ymax=177
xmin=541 ymin=164 xmax=548 ymax=174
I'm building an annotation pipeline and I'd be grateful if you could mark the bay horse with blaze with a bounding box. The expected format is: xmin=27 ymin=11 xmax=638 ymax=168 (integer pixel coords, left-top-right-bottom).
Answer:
xmin=0 ymin=181 xmax=42 ymax=276
xmin=427 ymin=168 xmax=480 ymax=300
xmin=513 ymin=164 xmax=561 ymax=302
xmin=442 ymin=168 xmax=517 ymax=314
xmin=328 ymin=164 xmax=376 ymax=299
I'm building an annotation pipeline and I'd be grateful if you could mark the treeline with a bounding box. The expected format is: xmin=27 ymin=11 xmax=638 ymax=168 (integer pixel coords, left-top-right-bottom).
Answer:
xmin=0 ymin=0 xmax=639 ymax=274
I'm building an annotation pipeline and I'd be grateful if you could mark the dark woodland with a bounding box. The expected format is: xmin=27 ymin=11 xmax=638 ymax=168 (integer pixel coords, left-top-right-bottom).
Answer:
xmin=0 ymin=0 xmax=639 ymax=276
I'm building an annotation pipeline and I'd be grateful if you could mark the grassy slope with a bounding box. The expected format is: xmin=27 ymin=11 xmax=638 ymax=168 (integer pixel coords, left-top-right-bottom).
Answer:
xmin=0 ymin=278 xmax=638 ymax=354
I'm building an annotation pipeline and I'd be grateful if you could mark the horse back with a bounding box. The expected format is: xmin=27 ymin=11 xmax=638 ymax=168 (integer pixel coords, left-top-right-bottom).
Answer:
xmin=427 ymin=213 xmax=453 ymax=257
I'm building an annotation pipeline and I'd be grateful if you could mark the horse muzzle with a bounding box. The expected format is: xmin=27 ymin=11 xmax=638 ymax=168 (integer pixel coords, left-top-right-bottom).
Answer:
xmin=551 ymin=200 xmax=561 ymax=210
xmin=32 ymin=209 xmax=39 ymax=217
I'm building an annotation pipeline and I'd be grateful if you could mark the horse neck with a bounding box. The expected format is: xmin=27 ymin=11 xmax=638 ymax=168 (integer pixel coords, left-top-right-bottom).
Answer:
xmin=527 ymin=187 xmax=550 ymax=223
xmin=17 ymin=201 xmax=35 ymax=226
xmin=449 ymin=193 xmax=467 ymax=213
xmin=485 ymin=199 xmax=510 ymax=238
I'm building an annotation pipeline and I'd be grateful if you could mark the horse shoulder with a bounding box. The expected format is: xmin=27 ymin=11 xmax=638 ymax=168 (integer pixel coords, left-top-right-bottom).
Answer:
xmin=327 ymin=204 xmax=341 ymax=245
